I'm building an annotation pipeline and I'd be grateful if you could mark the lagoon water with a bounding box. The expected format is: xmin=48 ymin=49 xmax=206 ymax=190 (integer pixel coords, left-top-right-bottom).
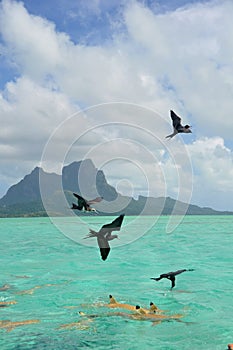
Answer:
xmin=0 ymin=215 xmax=232 ymax=350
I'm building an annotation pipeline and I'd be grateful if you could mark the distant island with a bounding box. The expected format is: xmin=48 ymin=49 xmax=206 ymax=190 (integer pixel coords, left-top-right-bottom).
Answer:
xmin=0 ymin=159 xmax=232 ymax=217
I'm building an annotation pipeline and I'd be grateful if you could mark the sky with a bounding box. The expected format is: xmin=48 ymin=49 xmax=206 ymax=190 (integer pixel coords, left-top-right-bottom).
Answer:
xmin=0 ymin=0 xmax=233 ymax=211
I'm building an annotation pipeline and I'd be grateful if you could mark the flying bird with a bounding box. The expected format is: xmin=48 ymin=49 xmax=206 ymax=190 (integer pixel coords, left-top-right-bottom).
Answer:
xmin=71 ymin=193 xmax=102 ymax=212
xmin=150 ymin=269 xmax=194 ymax=289
xmin=84 ymin=214 xmax=125 ymax=261
xmin=166 ymin=110 xmax=192 ymax=139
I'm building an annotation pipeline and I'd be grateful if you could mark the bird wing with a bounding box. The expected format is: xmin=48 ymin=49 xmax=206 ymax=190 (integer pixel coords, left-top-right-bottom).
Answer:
xmin=170 ymin=276 xmax=176 ymax=288
xmin=71 ymin=203 xmax=83 ymax=210
xmin=172 ymin=269 xmax=187 ymax=276
xmin=73 ymin=193 xmax=87 ymax=210
xmin=160 ymin=273 xmax=170 ymax=279
xmin=97 ymin=235 xmax=110 ymax=261
xmin=87 ymin=197 xmax=103 ymax=204
xmin=151 ymin=277 xmax=162 ymax=281
xmin=99 ymin=214 xmax=125 ymax=235
xmin=73 ymin=193 xmax=85 ymax=201
xmin=170 ymin=110 xmax=183 ymax=132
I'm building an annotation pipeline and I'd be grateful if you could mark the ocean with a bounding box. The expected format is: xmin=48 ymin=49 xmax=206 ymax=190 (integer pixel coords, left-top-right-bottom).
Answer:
xmin=0 ymin=215 xmax=232 ymax=350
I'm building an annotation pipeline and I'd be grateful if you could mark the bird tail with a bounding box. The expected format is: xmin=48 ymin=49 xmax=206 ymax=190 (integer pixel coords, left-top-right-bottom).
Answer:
xmin=165 ymin=133 xmax=176 ymax=139
xmin=150 ymin=278 xmax=160 ymax=281
xmin=187 ymin=269 xmax=195 ymax=271
xmin=83 ymin=229 xmax=98 ymax=239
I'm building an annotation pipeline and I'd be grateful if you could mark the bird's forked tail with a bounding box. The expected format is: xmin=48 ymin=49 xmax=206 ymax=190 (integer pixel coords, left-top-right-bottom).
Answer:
xmin=83 ymin=229 xmax=98 ymax=239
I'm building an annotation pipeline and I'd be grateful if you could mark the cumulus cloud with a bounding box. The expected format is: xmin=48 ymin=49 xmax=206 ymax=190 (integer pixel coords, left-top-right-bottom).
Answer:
xmin=188 ymin=137 xmax=233 ymax=210
xmin=0 ymin=76 xmax=78 ymax=185
xmin=0 ymin=0 xmax=232 ymax=210
xmin=123 ymin=0 xmax=233 ymax=138
xmin=0 ymin=0 xmax=69 ymax=79
xmin=0 ymin=76 xmax=76 ymax=152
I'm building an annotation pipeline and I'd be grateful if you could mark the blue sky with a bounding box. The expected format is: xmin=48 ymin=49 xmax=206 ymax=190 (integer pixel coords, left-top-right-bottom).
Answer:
xmin=1 ymin=1 xmax=210 ymax=46
xmin=0 ymin=0 xmax=233 ymax=211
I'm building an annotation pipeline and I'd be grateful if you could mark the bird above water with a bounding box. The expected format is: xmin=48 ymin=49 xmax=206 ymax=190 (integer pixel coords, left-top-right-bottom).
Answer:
xmin=71 ymin=193 xmax=103 ymax=212
xmin=166 ymin=110 xmax=192 ymax=139
xmin=150 ymin=269 xmax=194 ymax=289
xmin=83 ymin=214 xmax=125 ymax=261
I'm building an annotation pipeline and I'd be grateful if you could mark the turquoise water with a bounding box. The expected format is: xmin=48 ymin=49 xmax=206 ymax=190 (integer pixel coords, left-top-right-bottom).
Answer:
xmin=0 ymin=215 xmax=232 ymax=350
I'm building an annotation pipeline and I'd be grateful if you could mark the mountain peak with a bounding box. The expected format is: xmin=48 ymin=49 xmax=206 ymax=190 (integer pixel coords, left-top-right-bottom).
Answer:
xmin=0 ymin=160 xmax=232 ymax=217
xmin=30 ymin=166 xmax=43 ymax=175
xmin=62 ymin=159 xmax=117 ymax=200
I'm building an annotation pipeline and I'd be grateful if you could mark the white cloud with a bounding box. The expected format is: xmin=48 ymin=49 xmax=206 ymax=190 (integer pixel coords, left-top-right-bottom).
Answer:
xmin=0 ymin=76 xmax=76 ymax=145
xmin=0 ymin=0 xmax=233 ymax=211
xmin=0 ymin=0 xmax=174 ymax=108
xmin=188 ymin=137 xmax=233 ymax=210
xmin=0 ymin=76 xmax=78 ymax=186
xmin=0 ymin=0 xmax=69 ymax=79
xmin=123 ymin=1 xmax=233 ymax=138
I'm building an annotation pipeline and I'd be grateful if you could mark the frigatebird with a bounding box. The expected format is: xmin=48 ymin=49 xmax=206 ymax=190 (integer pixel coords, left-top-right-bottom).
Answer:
xmin=84 ymin=214 xmax=125 ymax=261
xmin=166 ymin=110 xmax=192 ymax=138
xmin=71 ymin=193 xmax=102 ymax=212
xmin=150 ymin=269 xmax=194 ymax=289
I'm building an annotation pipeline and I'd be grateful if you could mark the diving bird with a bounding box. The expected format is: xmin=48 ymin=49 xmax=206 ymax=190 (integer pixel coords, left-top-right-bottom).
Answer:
xmin=84 ymin=214 xmax=125 ymax=261
xmin=71 ymin=193 xmax=102 ymax=212
xmin=150 ymin=269 xmax=194 ymax=289
xmin=166 ymin=110 xmax=192 ymax=138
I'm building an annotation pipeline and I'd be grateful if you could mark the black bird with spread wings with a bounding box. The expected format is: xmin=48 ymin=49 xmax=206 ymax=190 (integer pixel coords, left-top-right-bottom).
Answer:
xmin=166 ymin=110 xmax=192 ymax=139
xmin=84 ymin=214 xmax=125 ymax=261
xmin=150 ymin=269 xmax=194 ymax=289
xmin=71 ymin=193 xmax=103 ymax=212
